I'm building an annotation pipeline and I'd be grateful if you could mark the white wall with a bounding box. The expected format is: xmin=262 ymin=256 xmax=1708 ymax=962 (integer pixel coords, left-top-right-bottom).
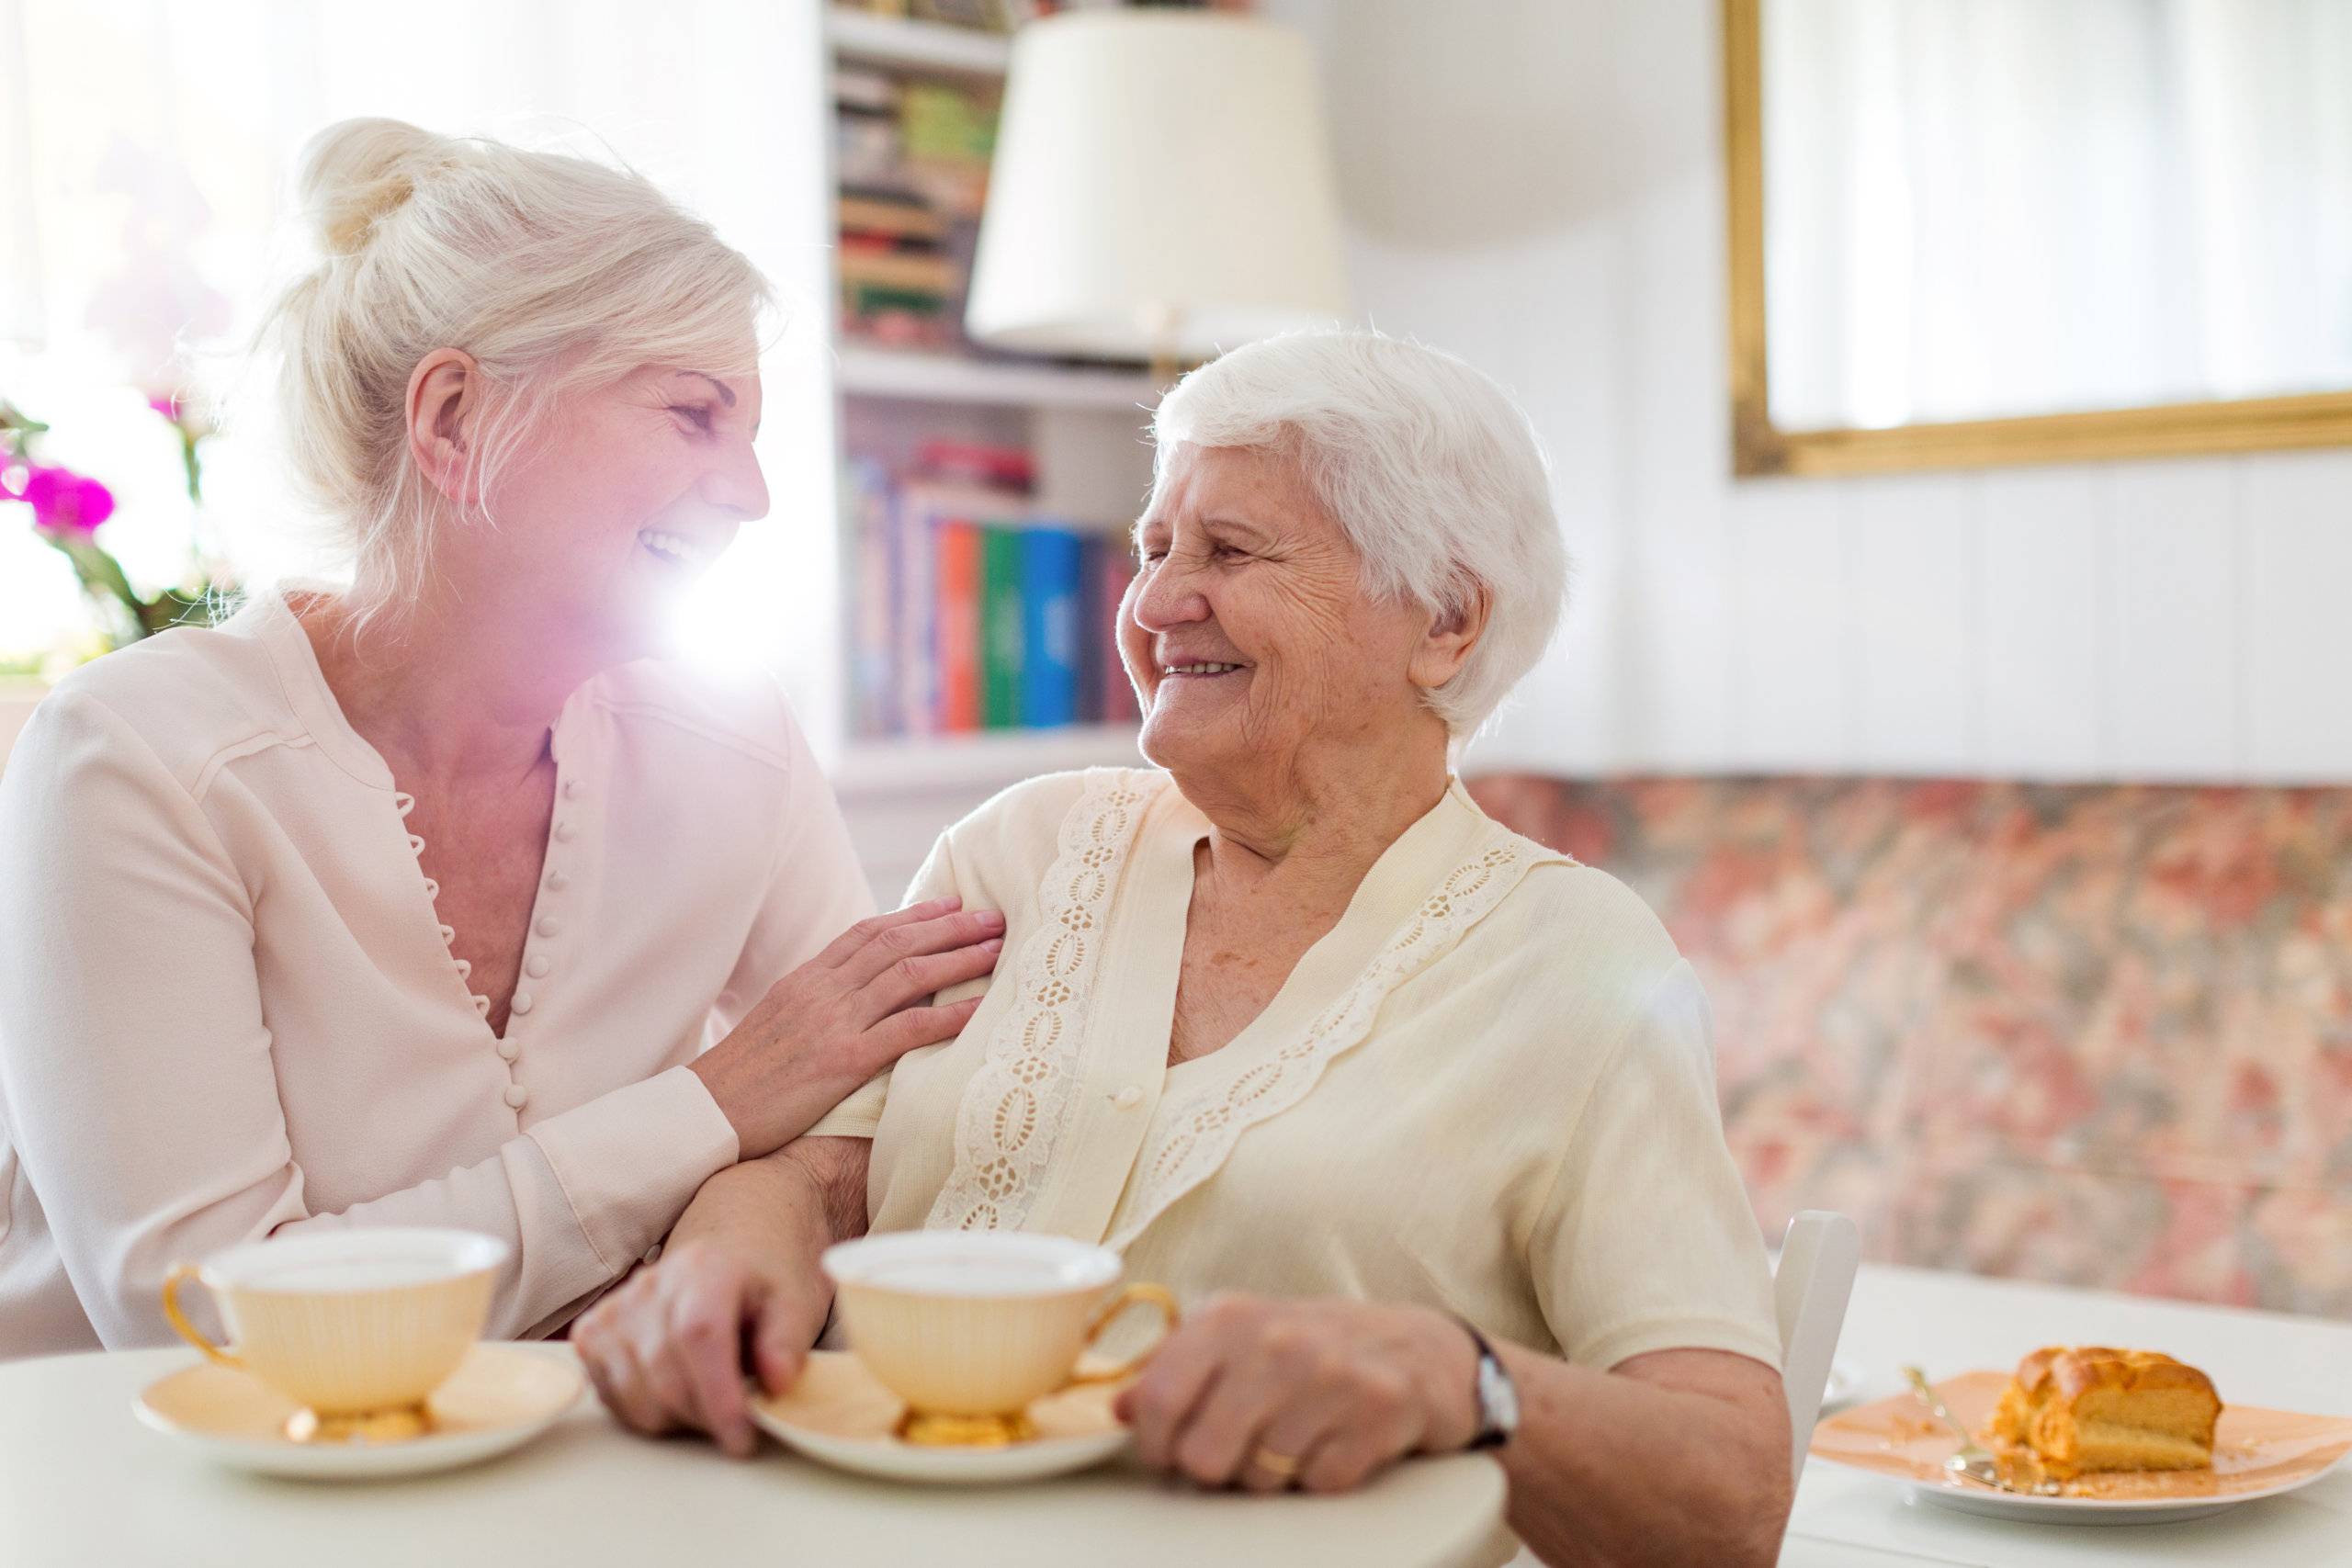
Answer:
xmin=1271 ymin=0 xmax=2352 ymax=784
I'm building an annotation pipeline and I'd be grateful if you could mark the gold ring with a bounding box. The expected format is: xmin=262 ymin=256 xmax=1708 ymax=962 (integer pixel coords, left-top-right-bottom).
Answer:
xmin=1250 ymin=1446 xmax=1302 ymax=1479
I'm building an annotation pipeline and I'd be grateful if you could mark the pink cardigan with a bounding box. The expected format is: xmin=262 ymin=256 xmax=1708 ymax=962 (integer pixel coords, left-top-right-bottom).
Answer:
xmin=0 ymin=592 xmax=873 ymax=1357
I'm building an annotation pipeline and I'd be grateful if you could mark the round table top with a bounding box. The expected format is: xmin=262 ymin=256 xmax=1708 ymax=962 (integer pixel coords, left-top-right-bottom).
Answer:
xmin=0 ymin=1346 xmax=1512 ymax=1568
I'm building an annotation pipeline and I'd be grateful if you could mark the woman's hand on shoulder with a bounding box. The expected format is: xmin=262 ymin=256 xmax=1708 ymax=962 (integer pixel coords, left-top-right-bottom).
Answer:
xmin=573 ymin=1238 xmax=827 ymax=1459
xmin=1114 ymin=1293 xmax=1481 ymax=1494
xmin=693 ymin=897 xmax=1002 ymax=1158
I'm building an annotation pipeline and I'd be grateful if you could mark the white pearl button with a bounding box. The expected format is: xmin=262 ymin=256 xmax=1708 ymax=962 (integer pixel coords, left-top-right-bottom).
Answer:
xmin=546 ymin=871 xmax=569 ymax=892
xmin=526 ymin=955 xmax=550 ymax=978
xmin=562 ymin=778 xmax=582 ymax=800
xmin=496 ymin=1038 xmax=519 ymax=1062
xmin=553 ymin=820 xmax=576 ymax=843
xmin=1112 ymin=1086 xmax=1143 ymax=1110
xmin=511 ymin=991 xmax=534 ymax=1015
xmin=537 ymin=916 xmax=561 ymax=938
xmin=503 ymin=1084 xmax=527 ymax=1109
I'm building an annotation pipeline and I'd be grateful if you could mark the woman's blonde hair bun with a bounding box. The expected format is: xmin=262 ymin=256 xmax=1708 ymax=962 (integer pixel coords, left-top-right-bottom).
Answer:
xmin=299 ymin=117 xmax=447 ymax=257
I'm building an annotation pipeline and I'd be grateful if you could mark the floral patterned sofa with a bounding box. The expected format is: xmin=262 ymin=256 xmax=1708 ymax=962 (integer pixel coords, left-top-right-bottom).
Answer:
xmin=1465 ymin=774 xmax=2352 ymax=1318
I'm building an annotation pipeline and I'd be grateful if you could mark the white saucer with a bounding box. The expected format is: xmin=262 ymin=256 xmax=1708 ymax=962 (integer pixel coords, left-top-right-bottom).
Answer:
xmin=135 ymin=1342 xmax=582 ymax=1481
xmin=751 ymin=1350 xmax=1132 ymax=1486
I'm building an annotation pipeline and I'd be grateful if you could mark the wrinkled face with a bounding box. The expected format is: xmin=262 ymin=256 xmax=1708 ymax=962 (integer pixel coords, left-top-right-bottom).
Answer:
xmin=464 ymin=358 xmax=768 ymax=660
xmin=1120 ymin=442 xmax=1444 ymax=779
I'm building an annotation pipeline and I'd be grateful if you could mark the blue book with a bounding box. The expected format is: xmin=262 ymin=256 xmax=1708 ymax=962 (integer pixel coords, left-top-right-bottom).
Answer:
xmin=1018 ymin=525 xmax=1085 ymax=728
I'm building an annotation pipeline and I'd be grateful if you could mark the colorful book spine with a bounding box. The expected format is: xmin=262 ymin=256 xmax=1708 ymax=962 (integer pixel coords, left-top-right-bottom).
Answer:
xmin=933 ymin=521 xmax=982 ymax=733
xmin=846 ymin=459 xmax=896 ymax=737
xmin=1018 ymin=526 xmax=1085 ymax=728
xmin=1093 ymin=539 xmax=1141 ymax=723
xmin=980 ymin=526 xmax=1024 ymax=729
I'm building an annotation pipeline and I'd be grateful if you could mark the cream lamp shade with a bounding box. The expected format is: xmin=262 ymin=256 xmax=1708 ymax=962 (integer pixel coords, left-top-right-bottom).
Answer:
xmin=965 ymin=9 xmax=1351 ymax=366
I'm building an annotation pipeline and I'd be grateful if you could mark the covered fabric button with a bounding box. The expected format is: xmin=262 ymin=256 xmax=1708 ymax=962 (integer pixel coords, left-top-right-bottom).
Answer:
xmin=1112 ymin=1086 xmax=1144 ymax=1110
xmin=552 ymin=820 xmax=576 ymax=843
xmin=503 ymin=1084 xmax=528 ymax=1110
xmin=536 ymin=916 xmax=561 ymax=938
xmin=546 ymin=871 xmax=569 ymax=892
xmin=562 ymin=778 xmax=582 ymax=800
xmin=526 ymin=955 xmax=550 ymax=978
xmin=511 ymin=991 xmax=534 ymax=1015
xmin=496 ymin=1038 xmax=519 ymax=1062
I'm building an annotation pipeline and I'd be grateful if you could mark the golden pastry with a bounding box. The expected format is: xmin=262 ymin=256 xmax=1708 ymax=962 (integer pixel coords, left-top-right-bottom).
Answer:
xmin=1984 ymin=1346 xmax=2220 ymax=1480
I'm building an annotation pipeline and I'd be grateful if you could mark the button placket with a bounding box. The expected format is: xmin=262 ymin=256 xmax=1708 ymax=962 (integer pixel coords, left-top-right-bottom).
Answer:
xmin=500 ymin=765 xmax=578 ymax=1118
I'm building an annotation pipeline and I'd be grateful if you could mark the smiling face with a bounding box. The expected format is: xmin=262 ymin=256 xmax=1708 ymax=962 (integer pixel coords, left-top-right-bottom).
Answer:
xmin=433 ymin=355 xmax=769 ymax=664
xmin=1121 ymin=441 xmax=1464 ymax=792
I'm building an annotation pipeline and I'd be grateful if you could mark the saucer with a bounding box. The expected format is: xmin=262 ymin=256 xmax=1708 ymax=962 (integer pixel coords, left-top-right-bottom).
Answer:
xmin=750 ymin=1350 xmax=1132 ymax=1485
xmin=135 ymin=1342 xmax=582 ymax=1480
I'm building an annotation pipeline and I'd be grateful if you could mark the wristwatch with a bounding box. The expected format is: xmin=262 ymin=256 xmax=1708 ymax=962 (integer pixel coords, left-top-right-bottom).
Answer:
xmin=1457 ymin=1318 xmax=1520 ymax=1450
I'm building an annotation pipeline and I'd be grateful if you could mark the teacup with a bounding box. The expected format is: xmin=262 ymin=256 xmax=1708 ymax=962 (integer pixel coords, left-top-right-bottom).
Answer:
xmin=161 ymin=1227 xmax=508 ymax=1443
xmin=822 ymin=1232 xmax=1178 ymax=1448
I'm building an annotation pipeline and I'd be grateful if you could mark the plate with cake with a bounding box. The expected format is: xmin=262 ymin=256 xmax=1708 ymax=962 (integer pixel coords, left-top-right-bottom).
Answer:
xmin=1810 ymin=1345 xmax=2352 ymax=1523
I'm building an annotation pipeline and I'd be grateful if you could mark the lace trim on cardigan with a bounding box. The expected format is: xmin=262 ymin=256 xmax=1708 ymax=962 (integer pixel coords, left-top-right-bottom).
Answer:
xmin=1104 ymin=825 xmax=1550 ymax=1252
xmin=923 ymin=768 xmax=1167 ymax=1232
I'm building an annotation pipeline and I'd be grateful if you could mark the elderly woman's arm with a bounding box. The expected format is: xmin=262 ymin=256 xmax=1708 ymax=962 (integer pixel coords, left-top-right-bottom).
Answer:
xmin=1117 ymin=1296 xmax=1788 ymax=1567
xmin=1496 ymin=1344 xmax=1791 ymax=1565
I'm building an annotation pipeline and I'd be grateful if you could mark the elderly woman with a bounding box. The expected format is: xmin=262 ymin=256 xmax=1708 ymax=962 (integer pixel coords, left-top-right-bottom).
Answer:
xmin=581 ymin=331 xmax=1792 ymax=1565
xmin=0 ymin=118 xmax=1000 ymax=1357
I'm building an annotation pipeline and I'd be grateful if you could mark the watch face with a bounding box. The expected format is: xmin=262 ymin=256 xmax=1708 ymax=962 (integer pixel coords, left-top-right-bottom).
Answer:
xmin=1477 ymin=1354 xmax=1520 ymax=1434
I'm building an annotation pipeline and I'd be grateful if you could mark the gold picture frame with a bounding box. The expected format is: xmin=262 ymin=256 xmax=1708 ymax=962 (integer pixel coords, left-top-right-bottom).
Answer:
xmin=1721 ymin=0 xmax=2352 ymax=478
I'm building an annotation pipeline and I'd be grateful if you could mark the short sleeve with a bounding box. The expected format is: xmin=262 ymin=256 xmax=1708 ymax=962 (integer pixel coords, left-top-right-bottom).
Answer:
xmin=1527 ymin=959 xmax=1783 ymax=1372
xmin=800 ymin=830 xmax=965 ymax=1140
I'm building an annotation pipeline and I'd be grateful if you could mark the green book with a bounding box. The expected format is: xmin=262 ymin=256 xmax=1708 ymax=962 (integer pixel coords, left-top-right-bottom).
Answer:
xmin=980 ymin=525 xmax=1023 ymax=729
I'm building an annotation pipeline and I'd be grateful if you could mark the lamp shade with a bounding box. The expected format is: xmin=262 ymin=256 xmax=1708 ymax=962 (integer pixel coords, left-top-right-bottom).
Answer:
xmin=965 ymin=10 xmax=1351 ymax=364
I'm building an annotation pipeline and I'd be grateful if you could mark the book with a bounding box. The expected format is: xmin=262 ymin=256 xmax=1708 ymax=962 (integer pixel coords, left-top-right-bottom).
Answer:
xmin=1018 ymin=526 xmax=1085 ymax=728
xmin=934 ymin=520 xmax=982 ymax=732
xmin=845 ymin=458 xmax=898 ymax=737
xmin=1090 ymin=535 xmax=1141 ymax=723
xmin=980 ymin=526 xmax=1024 ymax=729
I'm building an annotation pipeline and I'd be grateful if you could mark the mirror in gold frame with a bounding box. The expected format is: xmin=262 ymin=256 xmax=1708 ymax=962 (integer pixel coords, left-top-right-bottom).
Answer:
xmin=1724 ymin=0 xmax=2352 ymax=477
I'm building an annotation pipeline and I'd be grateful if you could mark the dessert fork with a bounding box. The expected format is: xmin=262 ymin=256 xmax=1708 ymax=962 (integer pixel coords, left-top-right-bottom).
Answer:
xmin=1900 ymin=1365 xmax=2064 ymax=1496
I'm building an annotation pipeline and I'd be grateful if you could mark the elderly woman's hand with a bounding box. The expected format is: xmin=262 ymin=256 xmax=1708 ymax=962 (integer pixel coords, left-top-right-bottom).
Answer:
xmin=1114 ymin=1293 xmax=1482 ymax=1494
xmin=574 ymin=1239 xmax=824 ymax=1459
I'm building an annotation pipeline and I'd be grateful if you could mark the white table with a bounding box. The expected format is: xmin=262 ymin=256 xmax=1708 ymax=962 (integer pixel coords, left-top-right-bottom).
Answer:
xmin=1781 ymin=1265 xmax=2352 ymax=1567
xmin=0 ymin=1345 xmax=1510 ymax=1568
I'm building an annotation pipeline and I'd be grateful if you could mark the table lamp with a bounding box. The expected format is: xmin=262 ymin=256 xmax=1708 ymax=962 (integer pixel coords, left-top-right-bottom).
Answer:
xmin=964 ymin=8 xmax=1351 ymax=380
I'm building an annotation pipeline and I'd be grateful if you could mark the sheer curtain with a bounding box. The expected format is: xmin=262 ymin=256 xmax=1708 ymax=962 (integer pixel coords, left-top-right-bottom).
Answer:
xmin=0 ymin=0 xmax=840 ymax=726
xmin=1762 ymin=0 xmax=2352 ymax=431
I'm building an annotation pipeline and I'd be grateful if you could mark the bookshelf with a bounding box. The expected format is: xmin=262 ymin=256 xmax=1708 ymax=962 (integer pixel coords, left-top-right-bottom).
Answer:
xmin=817 ymin=4 xmax=1149 ymax=894
xmin=835 ymin=345 xmax=1159 ymax=411
xmin=827 ymin=9 xmax=1014 ymax=76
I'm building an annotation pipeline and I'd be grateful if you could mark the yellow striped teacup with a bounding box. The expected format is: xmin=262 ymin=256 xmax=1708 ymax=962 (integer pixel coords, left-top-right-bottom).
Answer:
xmin=822 ymin=1232 xmax=1177 ymax=1448
xmin=161 ymin=1228 xmax=508 ymax=1442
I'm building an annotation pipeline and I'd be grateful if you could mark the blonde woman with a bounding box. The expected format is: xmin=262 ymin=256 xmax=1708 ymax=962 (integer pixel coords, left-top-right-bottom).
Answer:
xmin=0 ymin=119 xmax=1000 ymax=1359
xmin=582 ymin=331 xmax=1793 ymax=1567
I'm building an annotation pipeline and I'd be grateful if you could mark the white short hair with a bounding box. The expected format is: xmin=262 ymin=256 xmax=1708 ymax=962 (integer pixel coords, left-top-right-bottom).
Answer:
xmin=1150 ymin=328 xmax=1566 ymax=736
xmin=250 ymin=118 xmax=770 ymax=626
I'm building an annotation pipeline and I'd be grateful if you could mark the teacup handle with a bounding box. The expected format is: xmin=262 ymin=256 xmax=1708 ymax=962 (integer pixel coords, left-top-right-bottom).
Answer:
xmin=161 ymin=1263 xmax=243 ymax=1371
xmin=1063 ymin=1282 xmax=1181 ymax=1388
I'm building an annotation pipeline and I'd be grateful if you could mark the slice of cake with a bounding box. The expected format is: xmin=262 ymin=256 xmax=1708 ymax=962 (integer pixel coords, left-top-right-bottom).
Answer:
xmin=1984 ymin=1347 xmax=2221 ymax=1480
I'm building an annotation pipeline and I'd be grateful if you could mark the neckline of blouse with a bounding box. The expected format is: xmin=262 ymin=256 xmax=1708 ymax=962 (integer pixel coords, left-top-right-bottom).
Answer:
xmin=244 ymin=586 xmax=581 ymax=790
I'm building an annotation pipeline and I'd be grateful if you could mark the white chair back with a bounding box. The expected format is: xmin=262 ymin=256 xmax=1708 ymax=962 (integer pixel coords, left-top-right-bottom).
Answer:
xmin=1774 ymin=1209 xmax=1860 ymax=1483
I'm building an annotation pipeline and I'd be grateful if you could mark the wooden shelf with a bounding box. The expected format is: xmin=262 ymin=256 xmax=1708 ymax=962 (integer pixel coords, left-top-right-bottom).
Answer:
xmin=836 ymin=346 xmax=1159 ymax=412
xmin=831 ymin=725 xmax=1143 ymax=797
xmin=828 ymin=9 xmax=1012 ymax=76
